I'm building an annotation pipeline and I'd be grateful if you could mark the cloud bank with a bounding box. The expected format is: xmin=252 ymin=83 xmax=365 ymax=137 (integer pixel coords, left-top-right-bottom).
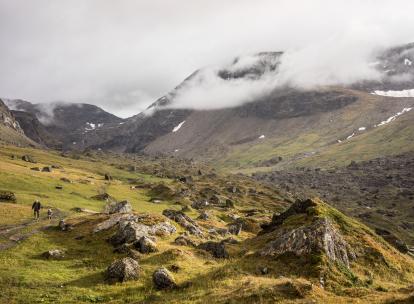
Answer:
xmin=1 ymin=0 xmax=414 ymax=116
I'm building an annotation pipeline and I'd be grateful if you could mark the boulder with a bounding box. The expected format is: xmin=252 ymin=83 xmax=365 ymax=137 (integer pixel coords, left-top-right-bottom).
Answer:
xmin=227 ymin=223 xmax=242 ymax=235
xmin=162 ymin=209 xmax=203 ymax=235
xmin=41 ymin=166 xmax=52 ymax=172
xmin=198 ymin=241 xmax=229 ymax=258
xmin=260 ymin=218 xmax=356 ymax=268
xmin=153 ymin=268 xmax=177 ymax=289
xmin=174 ymin=235 xmax=197 ymax=247
xmin=105 ymin=257 xmax=141 ymax=283
xmin=0 ymin=190 xmax=16 ymax=202
xmin=42 ymin=249 xmax=65 ymax=259
xmin=22 ymin=155 xmax=36 ymax=163
xmin=60 ymin=177 xmax=71 ymax=183
xmin=58 ymin=219 xmax=72 ymax=231
xmin=104 ymin=173 xmax=112 ymax=181
xmin=55 ymin=185 xmax=63 ymax=190
xmin=107 ymin=200 xmax=132 ymax=214
xmin=191 ymin=199 xmax=209 ymax=210
xmin=134 ymin=236 xmax=158 ymax=253
xmin=30 ymin=167 xmax=40 ymax=171
xmin=91 ymin=193 xmax=117 ymax=203
xmin=110 ymin=220 xmax=176 ymax=246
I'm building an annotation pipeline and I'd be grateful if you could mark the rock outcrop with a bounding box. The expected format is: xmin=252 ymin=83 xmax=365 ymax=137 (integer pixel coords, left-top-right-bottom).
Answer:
xmin=260 ymin=199 xmax=356 ymax=268
xmin=105 ymin=257 xmax=141 ymax=283
xmin=153 ymin=267 xmax=177 ymax=289
xmin=162 ymin=209 xmax=203 ymax=235
xmin=106 ymin=200 xmax=132 ymax=214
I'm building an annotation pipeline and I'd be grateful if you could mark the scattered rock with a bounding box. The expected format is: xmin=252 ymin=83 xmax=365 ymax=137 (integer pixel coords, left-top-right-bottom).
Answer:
xmin=60 ymin=177 xmax=71 ymax=183
xmin=227 ymin=223 xmax=242 ymax=235
xmin=104 ymin=173 xmax=112 ymax=181
xmin=31 ymin=167 xmax=40 ymax=171
xmin=41 ymin=166 xmax=52 ymax=172
xmin=55 ymin=185 xmax=63 ymax=190
xmin=22 ymin=155 xmax=36 ymax=163
xmin=58 ymin=219 xmax=72 ymax=231
xmin=174 ymin=235 xmax=197 ymax=247
xmin=191 ymin=199 xmax=209 ymax=210
xmin=91 ymin=193 xmax=117 ymax=203
xmin=162 ymin=209 xmax=203 ymax=235
xmin=106 ymin=200 xmax=132 ymax=214
xmin=153 ymin=267 xmax=177 ymax=289
xmin=0 ymin=190 xmax=16 ymax=202
xmin=105 ymin=257 xmax=141 ymax=283
xmin=110 ymin=219 xmax=176 ymax=246
xmin=134 ymin=236 xmax=158 ymax=253
xmin=198 ymin=241 xmax=229 ymax=258
xmin=42 ymin=249 xmax=65 ymax=259
xmin=51 ymin=164 xmax=62 ymax=169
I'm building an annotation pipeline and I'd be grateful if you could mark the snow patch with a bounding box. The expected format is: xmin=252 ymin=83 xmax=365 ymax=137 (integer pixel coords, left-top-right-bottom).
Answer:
xmin=172 ymin=121 xmax=185 ymax=132
xmin=85 ymin=122 xmax=96 ymax=131
xmin=174 ymin=149 xmax=179 ymax=152
xmin=259 ymin=134 xmax=265 ymax=139
xmin=404 ymin=58 xmax=412 ymax=66
xmin=358 ymin=127 xmax=366 ymax=131
xmin=337 ymin=139 xmax=342 ymax=143
xmin=346 ymin=133 xmax=355 ymax=140
xmin=375 ymin=107 xmax=412 ymax=127
xmin=372 ymin=89 xmax=414 ymax=97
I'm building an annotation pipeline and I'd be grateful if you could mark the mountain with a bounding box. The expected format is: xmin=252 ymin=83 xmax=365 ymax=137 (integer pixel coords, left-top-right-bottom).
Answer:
xmin=4 ymin=99 xmax=124 ymax=150
xmin=0 ymin=98 xmax=36 ymax=147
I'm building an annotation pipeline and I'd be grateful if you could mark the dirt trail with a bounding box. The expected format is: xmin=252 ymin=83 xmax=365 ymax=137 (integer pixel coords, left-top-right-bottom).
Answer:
xmin=0 ymin=209 xmax=67 ymax=251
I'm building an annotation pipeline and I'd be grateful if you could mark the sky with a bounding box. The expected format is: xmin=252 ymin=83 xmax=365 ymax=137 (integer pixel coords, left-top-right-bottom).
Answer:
xmin=0 ymin=0 xmax=413 ymax=117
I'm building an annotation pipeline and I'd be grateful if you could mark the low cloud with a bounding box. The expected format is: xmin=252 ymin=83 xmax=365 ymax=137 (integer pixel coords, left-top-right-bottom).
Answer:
xmin=1 ymin=0 xmax=414 ymax=116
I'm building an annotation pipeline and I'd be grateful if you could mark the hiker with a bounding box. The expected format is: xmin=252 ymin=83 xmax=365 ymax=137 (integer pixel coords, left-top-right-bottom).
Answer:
xmin=32 ymin=200 xmax=41 ymax=219
xmin=47 ymin=208 xmax=53 ymax=220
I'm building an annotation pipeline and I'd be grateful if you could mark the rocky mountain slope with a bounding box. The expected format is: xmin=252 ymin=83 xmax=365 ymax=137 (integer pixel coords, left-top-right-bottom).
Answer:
xmin=4 ymin=99 xmax=124 ymax=150
xmin=0 ymin=98 xmax=36 ymax=147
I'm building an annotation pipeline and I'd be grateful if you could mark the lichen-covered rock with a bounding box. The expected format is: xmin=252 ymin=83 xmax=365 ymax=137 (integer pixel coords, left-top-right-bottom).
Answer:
xmin=198 ymin=241 xmax=229 ymax=258
xmin=110 ymin=219 xmax=176 ymax=246
xmin=106 ymin=200 xmax=132 ymax=214
xmin=260 ymin=218 xmax=355 ymax=268
xmin=163 ymin=209 xmax=203 ymax=235
xmin=105 ymin=257 xmax=140 ymax=283
xmin=134 ymin=236 xmax=158 ymax=253
xmin=42 ymin=249 xmax=65 ymax=259
xmin=153 ymin=267 xmax=177 ymax=289
xmin=174 ymin=235 xmax=197 ymax=247
xmin=0 ymin=190 xmax=16 ymax=203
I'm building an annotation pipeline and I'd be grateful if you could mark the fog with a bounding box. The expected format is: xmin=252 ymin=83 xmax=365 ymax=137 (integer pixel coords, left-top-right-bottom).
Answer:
xmin=0 ymin=0 xmax=413 ymax=117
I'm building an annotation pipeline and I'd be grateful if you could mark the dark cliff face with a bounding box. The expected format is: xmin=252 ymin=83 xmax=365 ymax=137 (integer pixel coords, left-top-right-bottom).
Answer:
xmin=11 ymin=110 xmax=61 ymax=148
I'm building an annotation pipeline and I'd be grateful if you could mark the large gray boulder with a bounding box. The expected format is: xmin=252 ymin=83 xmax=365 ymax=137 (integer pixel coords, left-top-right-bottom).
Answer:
xmin=110 ymin=219 xmax=176 ymax=246
xmin=105 ymin=257 xmax=141 ymax=283
xmin=134 ymin=236 xmax=158 ymax=253
xmin=153 ymin=267 xmax=177 ymax=289
xmin=260 ymin=218 xmax=356 ymax=268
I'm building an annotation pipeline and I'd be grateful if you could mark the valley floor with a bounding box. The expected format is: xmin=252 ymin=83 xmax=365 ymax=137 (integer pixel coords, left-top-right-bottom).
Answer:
xmin=0 ymin=145 xmax=413 ymax=303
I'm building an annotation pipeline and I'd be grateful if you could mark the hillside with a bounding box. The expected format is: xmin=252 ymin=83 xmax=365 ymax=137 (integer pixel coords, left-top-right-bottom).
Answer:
xmin=1 ymin=145 xmax=414 ymax=303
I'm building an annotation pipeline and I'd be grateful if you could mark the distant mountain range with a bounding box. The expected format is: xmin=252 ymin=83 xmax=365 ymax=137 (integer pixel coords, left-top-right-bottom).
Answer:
xmin=1 ymin=43 xmax=413 ymax=171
